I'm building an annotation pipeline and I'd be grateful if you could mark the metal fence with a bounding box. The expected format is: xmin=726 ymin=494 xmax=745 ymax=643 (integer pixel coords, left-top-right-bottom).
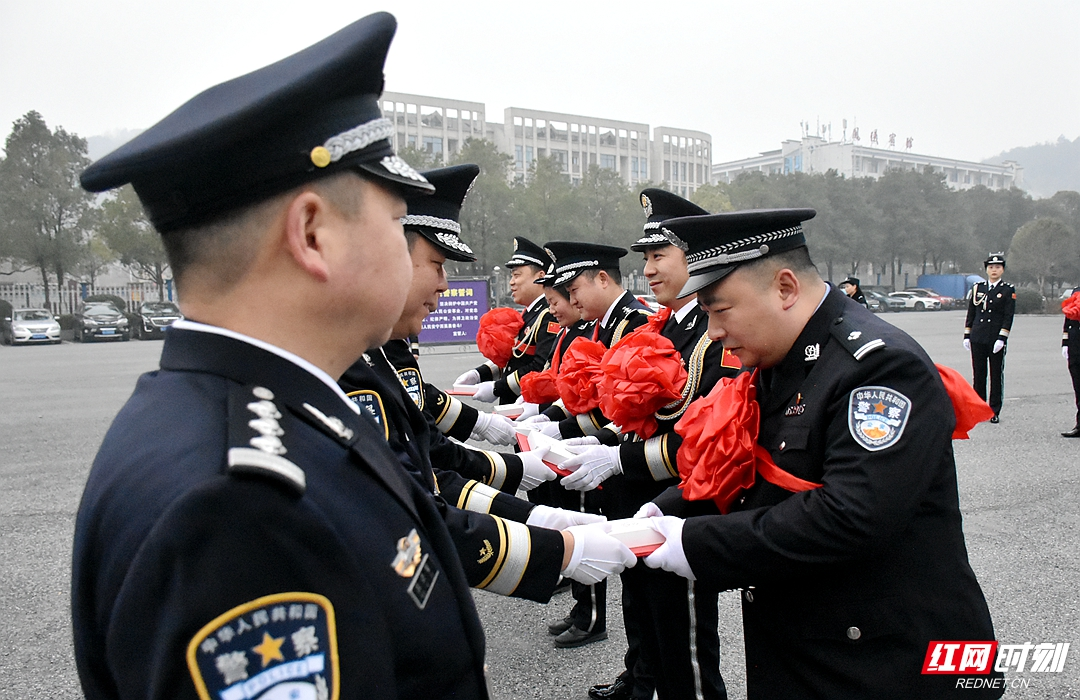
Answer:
xmin=0 ymin=282 xmax=174 ymax=314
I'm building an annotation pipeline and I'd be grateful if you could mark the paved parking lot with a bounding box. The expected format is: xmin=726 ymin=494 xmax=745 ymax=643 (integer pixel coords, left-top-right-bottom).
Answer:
xmin=1 ymin=310 xmax=1077 ymax=699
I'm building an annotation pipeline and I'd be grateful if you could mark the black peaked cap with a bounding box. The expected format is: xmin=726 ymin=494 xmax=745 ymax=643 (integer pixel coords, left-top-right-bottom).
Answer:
xmin=80 ymin=12 xmax=432 ymax=233
xmin=631 ymin=188 xmax=708 ymax=251
xmin=506 ymin=237 xmax=554 ymax=270
xmin=984 ymin=252 xmax=1006 ymax=267
xmin=544 ymin=241 xmax=628 ymax=287
xmin=841 ymin=277 xmax=861 ymax=287
xmin=405 ymin=164 xmax=478 ymax=262
xmin=664 ymin=208 xmax=817 ymax=298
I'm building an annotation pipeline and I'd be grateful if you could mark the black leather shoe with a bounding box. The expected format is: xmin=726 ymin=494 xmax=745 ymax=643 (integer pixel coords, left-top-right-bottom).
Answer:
xmin=547 ymin=616 xmax=574 ymax=636
xmin=553 ymin=625 xmax=607 ymax=648
xmin=990 ymin=415 xmax=999 ymax=424
xmin=1062 ymin=426 xmax=1080 ymax=438
xmin=588 ymin=677 xmax=631 ymax=700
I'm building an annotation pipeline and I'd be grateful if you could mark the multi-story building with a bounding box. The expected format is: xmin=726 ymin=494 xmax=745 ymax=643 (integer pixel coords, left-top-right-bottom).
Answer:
xmin=380 ymin=91 xmax=713 ymax=195
xmin=712 ymin=135 xmax=1023 ymax=191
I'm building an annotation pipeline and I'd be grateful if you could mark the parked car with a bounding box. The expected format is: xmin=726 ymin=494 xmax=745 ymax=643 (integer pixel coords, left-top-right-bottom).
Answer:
xmin=905 ymin=287 xmax=955 ymax=308
xmin=888 ymin=291 xmax=941 ymax=311
xmin=867 ymin=290 xmax=904 ymax=312
xmin=2 ymin=308 xmax=62 ymax=345
xmin=132 ymin=301 xmax=183 ymax=339
xmin=74 ymin=301 xmax=130 ymax=341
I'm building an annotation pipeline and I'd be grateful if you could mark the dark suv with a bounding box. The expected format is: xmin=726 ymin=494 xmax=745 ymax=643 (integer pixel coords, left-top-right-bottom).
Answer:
xmin=133 ymin=301 xmax=183 ymax=339
xmin=74 ymin=302 xmax=130 ymax=342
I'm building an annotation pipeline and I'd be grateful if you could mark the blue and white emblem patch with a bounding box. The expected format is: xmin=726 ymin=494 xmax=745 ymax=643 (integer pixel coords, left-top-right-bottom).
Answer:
xmin=347 ymin=390 xmax=388 ymax=440
xmin=397 ymin=368 xmax=424 ymax=409
xmin=187 ymin=592 xmax=338 ymax=700
xmin=848 ymin=386 xmax=911 ymax=451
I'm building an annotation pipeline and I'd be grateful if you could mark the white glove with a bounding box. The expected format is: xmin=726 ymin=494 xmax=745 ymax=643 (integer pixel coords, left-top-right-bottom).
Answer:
xmin=526 ymin=504 xmax=606 ymax=530
xmin=518 ymin=447 xmax=556 ymax=490
xmin=963 ymin=339 xmax=971 ymax=352
xmin=561 ymin=445 xmax=622 ymax=491
xmin=471 ymin=381 xmax=497 ymax=403
xmin=454 ymin=369 xmax=481 ymax=386
xmin=560 ymin=522 xmax=637 ymax=585
xmin=519 ymin=413 xmax=551 ymax=426
xmin=633 ymin=502 xmax=663 ymax=519
xmin=642 ymin=516 xmax=695 ymax=580
xmin=513 ymin=401 xmax=540 ymax=421
xmin=993 ymin=339 xmax=1005 ymax=354
xmin=561 ymin=436 xmax=600 ymax=447
xmin=534 ymin=420 xmax=563 ymax=438
xmin=1064 ymin=347 xmax=1070 ymax=361
xmin=469 ymin=412 xmax=517 ymax=445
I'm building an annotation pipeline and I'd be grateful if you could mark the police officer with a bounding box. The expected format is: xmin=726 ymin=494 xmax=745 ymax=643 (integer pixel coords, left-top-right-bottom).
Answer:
xmin=1062 ymin=288 xmax=1080 ymax=437
xmin=964 ymin=253 xmax=1015 ymax=422
xmin=840 ymin=276 xmax=868 ymax=307
xmin=455 ymin=237 xmax=560 ymax=404
xmin=638 ymin=208 xmax=1001 ymax=699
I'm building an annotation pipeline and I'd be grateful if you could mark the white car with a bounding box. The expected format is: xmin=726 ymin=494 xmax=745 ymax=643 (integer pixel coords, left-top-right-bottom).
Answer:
xmin=888 ymin=291 xmax=941 ymax=311
xmin=4 ymin=308 xmax=62 ymax=344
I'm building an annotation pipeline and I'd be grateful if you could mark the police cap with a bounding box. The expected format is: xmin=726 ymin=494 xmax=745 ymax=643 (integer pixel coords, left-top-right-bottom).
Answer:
xmin=403 ymin=164 xmax=478 ymax=262
xmin=631 ymin=188 xmax=708 ymax=251
xmin=544 ymin=241 xmax=628 ymax=287
xmin=79 ymin=12 xmax=432 ymax=234
xmin=506 ymin=237 xmax=554 ymax=270
xmin=984 ymin=252 xmax=1006 ymax=267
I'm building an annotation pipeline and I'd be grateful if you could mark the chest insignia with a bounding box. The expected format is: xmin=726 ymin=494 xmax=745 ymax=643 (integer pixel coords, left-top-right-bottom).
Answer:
xmin=847 ymin=331 xmax=862 ymax=341
xmin=186 ymin=592 xmax=339 ymax=700
xmin=392 ymin=528 xmax=439 ymax=610
xmin=303 ymin=403 xmax=354 ymax=442
xmin=848 ymin=386 xmax=912 ymax=451
xmin=804 ymin=343 xmax=820 ymax=362
xmin=685 ymin=314 xmax=698 ymax=331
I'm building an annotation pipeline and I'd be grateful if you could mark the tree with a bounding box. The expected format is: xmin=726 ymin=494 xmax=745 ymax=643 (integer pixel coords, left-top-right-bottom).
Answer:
xmin=0 ymin=111 xmax=95 ymax=310
xmin=76 ymin=233 xmax=117 ymax=289
xmin=579 ymin=164 xmax=639 ymax=249
xmin=690 ymin=183 xmax=734 ymax=213
xmin=98 ymin=185 xmax=171 ymax=299
xmin=397 ymin=145 xmax=440 ymax=171
xmin=1007 ymin=218 xmax=1079 ymax=295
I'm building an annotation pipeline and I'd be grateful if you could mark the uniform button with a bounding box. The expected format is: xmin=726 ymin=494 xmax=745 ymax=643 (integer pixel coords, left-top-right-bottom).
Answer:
xmin=847 ymin=626 xmax=861 ymax=640
xmin=745 ymin=590 xmax=754 ymax=603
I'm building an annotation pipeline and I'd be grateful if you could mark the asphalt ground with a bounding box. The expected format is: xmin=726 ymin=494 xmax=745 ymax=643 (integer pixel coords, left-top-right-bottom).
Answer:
xmin=1 ymin=309 xmax=1077 ymax=700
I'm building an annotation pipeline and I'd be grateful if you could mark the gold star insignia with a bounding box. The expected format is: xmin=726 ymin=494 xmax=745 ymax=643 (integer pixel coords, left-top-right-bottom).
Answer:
xmin=873 ymin=401 xmax=887 ymax=414
xmin=252 ymin=632 xmax=286 ymax=667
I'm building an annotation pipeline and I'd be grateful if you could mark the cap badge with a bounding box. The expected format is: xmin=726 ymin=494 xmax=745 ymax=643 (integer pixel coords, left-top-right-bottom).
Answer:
xmin=310 ymin=146 xmax=332 ymax=168
xmin=641 ymin=194 xmax=653 ymax=218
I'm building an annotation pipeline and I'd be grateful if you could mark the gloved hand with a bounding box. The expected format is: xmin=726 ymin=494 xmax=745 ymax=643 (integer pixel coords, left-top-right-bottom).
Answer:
xmin=513 ymin=401 xmax=540 ymax=421
xmin=454 ymin=369 xmax=481 ymax=386
xmin=642 ymin=516 xmax=695 ymax=580
xmin=561 ymin=445 xmax=621 ymax=491
xmin=526 ymin=504 xmax=606 ymax=530
xmin=963 ymin=339 xmax=971 ymax=352
xmin=993 ymin=339 xmax=1005 ymax=354
xmin=518 ymin=447 xmax=556 ymax=490
xmin=534 ymin=420 xmax=563 ymax=438
xmin=471 ymin=381 xmax=497 ymax=403
xmin=519 ymin=413 xmax=551 ymax=426
xmin=561 ymin=436 xmax=601 ymax=448
xmin=469 ymin=412 xmax=517 ymax=445
xmin=1064 ymin=347 xmax=1070 ymax=361
xmin=561 ymin=522 xmax=637 ymax=585
xmin=633 ymin=502 xmax=663 ymax=519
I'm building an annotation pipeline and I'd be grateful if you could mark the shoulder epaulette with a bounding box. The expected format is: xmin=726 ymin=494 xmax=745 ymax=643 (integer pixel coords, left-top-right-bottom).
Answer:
xmin=227 ymin=384 xmax=306 ymax=495
xmin=829 ymin=315 xmax=885 ymax=361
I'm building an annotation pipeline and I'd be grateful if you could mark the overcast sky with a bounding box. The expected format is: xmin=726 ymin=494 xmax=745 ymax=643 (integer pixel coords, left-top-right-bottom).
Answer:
xmin=2 ymin=0 xmax=1077 ymax=164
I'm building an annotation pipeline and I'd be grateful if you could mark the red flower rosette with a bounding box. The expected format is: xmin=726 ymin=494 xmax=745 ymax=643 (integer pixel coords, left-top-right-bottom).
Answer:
xmin=643 ymin=306 xmax=671 ymax=334
xmin=675 ymin=372 xmax=762 ymax=513
xmin=1063 ymin=291 xmax=1080 ymax=321
xmin=556 ymin=337 xmax=607 ymax=415
xmin=936 ymin=363 xmax=995 ymax=439
xmin=520 ymin=367 xmax=561 ymax=404
xmin=476 ymin=307 xmax=524 ymax=368
xmin=598 ymin=328 xmax=688 ymax=439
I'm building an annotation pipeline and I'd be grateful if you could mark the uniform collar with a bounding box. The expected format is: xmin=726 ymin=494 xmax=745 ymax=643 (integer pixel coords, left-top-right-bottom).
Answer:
xmin=671 ymin=300 xmax=698 ymax=324
xmin=600 ymin=290 xmax=632 ymax=329
xmin=525 ymin=294 xmax=546 ymax=312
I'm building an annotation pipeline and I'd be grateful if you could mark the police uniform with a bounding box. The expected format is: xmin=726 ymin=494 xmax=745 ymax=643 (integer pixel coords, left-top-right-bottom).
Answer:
xmin=653 ymin=209 xmax=1001 ymax=700
xmin=71 ymin=14 xmax=490 ymax=700
xmin=964 ymin=253 xmax=1015 ymax=419
xmin=842 ymin=276 xmax=868 ymax=307
xmin=1061 ymin=292 xmax=1080 ymax=437
xmin=473 ymin=238 xmax=560 ymax=404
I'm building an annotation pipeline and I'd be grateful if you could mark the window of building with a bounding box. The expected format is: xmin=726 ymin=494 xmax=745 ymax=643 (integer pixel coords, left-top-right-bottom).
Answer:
xmin=383 ymin=100 xmax=394 ymax=113
xmin=420 ymin=107 xmax=442 ymax=130
xmin=550 ymin=121 xmax=568 ymax=141
xmin=599 ymin=127 xmax=616 ymax=147
xmin=526 ymin=146 xmax=534 ymax=166
xmin=664 ymin=160 xmax=671 ymax=181
xmin=448 ymin=138 xmax=458 ymax=154
xmin=600 ymin=154 xmax=616 ymax=171
xmin=408 ymin=134 xmax=417 ymax=148
xmin=551 ymin=149 xmax=568 ymax=171
xmin=640 ymin=160 xmax=647 ymax=179
xmin=794 ymin=155 xmax=802 ymax=172
xmin=515 ymin=145 xmax=524 ymax=170
xmin=680 ymin=162 xmax=687 ymax=181
xmin=423 ymin=136 xmax=443 ymax=156
xmin=784 ymin=157 xmax=792 ymax=174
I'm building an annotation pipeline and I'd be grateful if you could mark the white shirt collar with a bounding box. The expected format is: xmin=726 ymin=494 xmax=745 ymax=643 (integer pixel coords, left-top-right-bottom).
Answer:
xmin=171 ymin=319 xmax=360 ymax=414
xmin=600 ymin=292 xmax=626 ymax=329
xmin=671 ymin=301 xmax=697 ymax=324
xmin=526 ymin=294 xmax=545 ymax=312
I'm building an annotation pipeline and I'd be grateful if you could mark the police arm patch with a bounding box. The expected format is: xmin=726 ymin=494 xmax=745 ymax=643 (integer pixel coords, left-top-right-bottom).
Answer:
xmin=346 ymin=390 xmax=388 ymax=440
xmin=187 ymin=592 xmax=339 ymax=700
xmin=847 ymin=386 xmax=911 ymax=451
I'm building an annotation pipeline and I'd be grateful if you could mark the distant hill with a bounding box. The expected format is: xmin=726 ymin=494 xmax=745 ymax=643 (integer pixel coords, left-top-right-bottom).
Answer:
xmin=86 ymin=129 xmax=143 ymax=161
xmin=984 ymin=135 xmax=1080 ymax=199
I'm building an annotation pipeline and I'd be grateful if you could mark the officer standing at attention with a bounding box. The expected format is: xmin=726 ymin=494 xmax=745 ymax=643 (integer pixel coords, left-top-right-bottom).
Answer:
xmin=639 ymin=209 xmax=1001 ymax=699
xmin=1061 ymin=288 xmax=1080 ymax=437
xmin=72 ymin=14 xmax=500 ymax=700
xmin=964 ymin=252 xmax=1015 ymax=423
xmin=455 ymin=237 xmax=559 ymax=404
xmin=840 ymin=276 xmax=868 ymax=307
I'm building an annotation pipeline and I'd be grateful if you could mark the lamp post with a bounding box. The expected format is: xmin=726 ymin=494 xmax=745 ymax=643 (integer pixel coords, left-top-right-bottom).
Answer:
xmin=491 ymin=266 xmax=501 ymax=308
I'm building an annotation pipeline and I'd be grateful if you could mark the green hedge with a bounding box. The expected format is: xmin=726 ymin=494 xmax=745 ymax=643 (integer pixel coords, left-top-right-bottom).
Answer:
xmin=1014 ymin=287 xmax=1045 ymax=314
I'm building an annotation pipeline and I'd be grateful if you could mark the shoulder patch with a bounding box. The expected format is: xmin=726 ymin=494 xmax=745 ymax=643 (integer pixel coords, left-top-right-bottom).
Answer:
xmin=848 ymin=386 xmax=911 ymax=451
xmin=228 ymin=386 xmax=305 ymax=494
xmin=396 ymin=368 xmax=424 ymax=409
xmin=829 ymin=315 xmax=885 ymax=361
xmin=187 ymin=592 xmax=338 ymax=700
xmin=346 ymin=390 xmax=389 ymax=440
